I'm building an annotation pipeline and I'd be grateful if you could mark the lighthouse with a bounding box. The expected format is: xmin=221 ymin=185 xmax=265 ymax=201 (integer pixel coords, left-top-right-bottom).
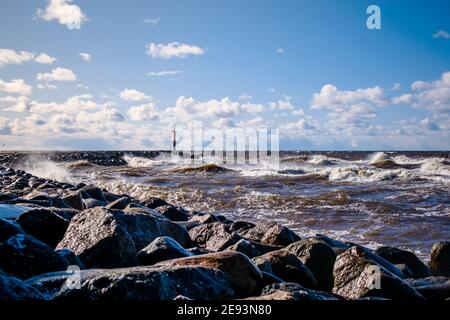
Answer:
xmin=172 ymin=127 xmax=176 ymax=151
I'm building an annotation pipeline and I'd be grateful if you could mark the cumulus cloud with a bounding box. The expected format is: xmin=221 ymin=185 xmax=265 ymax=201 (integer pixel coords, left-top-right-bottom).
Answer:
xmin=0 ymin=96 xmax=30 ymax=112
xmin=119 ymin=89 xmax=151 ymax=102
xmin=142 ymin=18 xmax=159 ymax=25
xmin=269 ymin=99 xmax=295 ymax=110
xmin=145 ymin=42 xmax=205 ymax=59
xmin=35 ymin=53 xmax=56 ymax=64
xmin=147 ymin=70 xmax=181 ymax=77
xmin=36 ymin=0 xmax=87 ymax=30
xmin=79 ymin=52 xmax=91 ymax=61
xmin=0 ymin=78 xmax=32 ymax=95
xmin=29 ymin=94 xmax=97 ymax=114
xmin=37 ymin=83 xmax=58 ymax=90
xmin=37 ymin=67 xmax=77 ymax=81
xmin=127 ymin=103 xmax=159 ymax=121
xmin=0 ymin=49 xmax=56 ymax=67
xmin=433 ymin=30 xmax=450 ymax=39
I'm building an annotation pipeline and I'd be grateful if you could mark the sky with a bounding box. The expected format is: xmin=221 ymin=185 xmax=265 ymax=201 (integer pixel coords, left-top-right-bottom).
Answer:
xmin=0 ymin=0 xmax=449 ymax=151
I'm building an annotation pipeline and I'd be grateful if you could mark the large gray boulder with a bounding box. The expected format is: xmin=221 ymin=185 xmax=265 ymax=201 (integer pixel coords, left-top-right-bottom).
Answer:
xmin=56 ymin=208 xmax=138 ymax=268
xmin=332 ymin=246 xmax=424 ymax=300
xmin=238 ymin=222 xmax=300 ymax=246
xmin=137 ymin=236 xmax=193 ymax=265
xmin=156 ymin=251 xmax=262 ymax=298
xmin=25 ymin=266 xmax=235 ymax=300
xmin=246 ymin=282 xmax=338 ymax=300
xmin=404 ymin=276 xmax=450 ymax=300
xmin=0 ymin=219 xmax=68 ymax=279
xmin=285 ymin=239 xmax=336 ymax=291
xmin=189 ymin=222 xmax=240 ymax=251
xmin=252 ymin=250 xmax=316 ymax=289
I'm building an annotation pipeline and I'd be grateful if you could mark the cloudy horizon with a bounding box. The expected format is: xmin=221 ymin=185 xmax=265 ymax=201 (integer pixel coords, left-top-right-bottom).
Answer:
xmin=1 ymin=0 xmax=449 ymax=151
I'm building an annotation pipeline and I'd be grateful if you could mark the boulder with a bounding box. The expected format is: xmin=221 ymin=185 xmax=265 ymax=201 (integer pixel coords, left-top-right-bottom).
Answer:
xmin=260 ymin=271 xmax=283 ymax=287
xmin=404 ymin=277 xmax=450 ymax=300
xmin=61 ymin=191 xmax=84 ymax=210
xmin=138 ymin=236 xmax=193 ymax=265
xmin=0 ymin=204 xmax=30 ymax=220
xmin=0 ymin=270 xmax=46 ymax=300
xmin=332 ymin=246 xmax=424 ymax=300
xmin=144 ymin=197 xmax=169 ymax=209
xmin=26 ymin=266 xmax=235 ymax=300
xmin=82 ymin=198 xmax=106 ymax=209
xmin=252 ymin=250 xmax=316 ymax=288
xmin=0 ymin=219 xmax=68 ymax=279
xmin=189 ymin=214 xmax=220 ymax=224
xmin=253 ymin=282 xmax=338 ymax=300
xmin=429 ymin=241 xmax=450 ymax=276
xmin=238 ymin=222 xmax=300 ymax=246
xmin=16 ymin=208 xmax=69 ymax=247
xmin=285 ymin=239 xmax=336 ymax=291
xmin=56 ymin=208 xmax=138 ymax=268
xmin=189 ymin=222 xmax=240 ymax=251
xmin=375 ymin=246 xmax=431 ymax=279
xmin=157 ymin=251 xmax=262 ymax=298
xmin=105 ymin=197 xmax=132 ymax=210
xmin=109 ymin=209 xmax=192 ymax=250
xmin=154 ymin=205 xmax=189 ymax=222
xmin=225 ymin=239 xmax=260 ymax=258
xmin=79 ymin=186 xmax=106 ymax=202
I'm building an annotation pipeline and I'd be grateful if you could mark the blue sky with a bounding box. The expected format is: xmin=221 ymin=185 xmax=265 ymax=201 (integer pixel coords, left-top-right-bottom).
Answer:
xmin=0 ymin=0 xmax=449 ymax=150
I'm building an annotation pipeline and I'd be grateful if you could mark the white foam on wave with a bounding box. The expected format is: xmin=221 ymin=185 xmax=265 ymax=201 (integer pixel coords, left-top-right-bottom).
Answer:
xmin=368 ymin=152 xmax=388 ymax=164
xmin=16 ymin=156 xmax=75 ymax=184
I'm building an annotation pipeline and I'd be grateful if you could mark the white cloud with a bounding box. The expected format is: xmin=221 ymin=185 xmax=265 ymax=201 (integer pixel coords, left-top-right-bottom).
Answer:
xmin=127 ymin=103 xmax=159 ymax=121
xmin=0 ymin=49 xmax=34 ymax=67
xmin=291 ymin=108 xmax=305 ymax=116
xmin=211 ymin=118 xmax=235 ymax=128
xmin=35 ymin=53 xmax=56 ymax=64
xmin=147 ymin=70 xmax=182 ymax=77
xmin=36 ymin=0 xmax=87 ymax=30
xmin=241 ymin=102 xmax=264 ymax=113
xmin=0 ymin=78 xmax=32 ymax=95
xmin=142 ymin=18 xmax=159 ymax=25
xmin=119 ymin=89 xmax=151 ymax=102
xmin=433 ymin=30 xmax=450 ymax=40
xmin=37 ymin=83 xmax=58 ymax=90
xmin=0 ymin=117 xmax=12 ymax=135
xmin=276 ymin=48 xmax=284 ymax=54
xmin=239 ymin=93 xmax=252 ymax=100
xmin=79 ymin=52 xmax=91 ymax=61
xmin=37 ymin=67 xmax=77 ymax=81
xmin=29 ymin=94 xmax=97 ymax=114
xmin=391 ymin=82 xmax=401 ymax=91
xmin=0 ymin=96 xmax=30 ymax=112
xmin=392 ymin=94 xmax=412 ymax=104
xmin=269 ymin=99 xmax=295 ymax=110
xmin=145 ymin=42 xmax=205 ymax=59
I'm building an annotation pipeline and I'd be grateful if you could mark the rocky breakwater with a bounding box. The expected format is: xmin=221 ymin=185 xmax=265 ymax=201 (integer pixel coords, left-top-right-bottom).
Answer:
xmin=0 ymin=165 xmax=449 ymax=301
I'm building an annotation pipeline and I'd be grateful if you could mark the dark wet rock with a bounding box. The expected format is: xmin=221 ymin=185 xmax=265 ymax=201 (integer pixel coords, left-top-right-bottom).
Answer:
xmin=16 ymin=208 xmax=69 ymax=247
xmin=0 ymin=192 xmax=16 ymax=201
xmin=229 ymin=221 xmax=256 ymax=232
xmin=375 ymin=246 xmax=431 ymax=279
xmin=82 ymin=198 xmax=107 ymax=209
xmin=188 ymin=247 xmax=213 ymax=255
xmin=157 ymin=251 xmax=262 ymax=298
xmin=56 ymin=207 xmax=138 ymax=268
xmin=110 ymin=209 xmax=192 ymax=250
xmin=26 ymin=265 xmax=235 ymax=300
xmin=429 ymin=241 xmax=450 ymax=276
xmin=252 ymin=250 xmax=316 ymax=288
xmin=189 ymin=213 xmax=219 ymax=224
xmin=254 ymin=282 xmax=338 ymax=300
xmin=137 ymin=236 xmax=193 ymax=265
xmin=260 ymin=271 xmax=283 ymax=287
xmin=143 ymin=197 xmax=169 ymax=209
xmin=56 ymin=249 xmax=85 ymax=269
xmin=312 ymin=234 xmax=350 ymax=254
xmin=80 ymin=186 xmax=106 ymax=202
xmin=0 ymin=219 xmax=68 ymax=279
xmin=176 ymin=220 xmax=200 ymax=231
xmin=404 ymin=276 xmax=450 ymax=300
xmin=103 ymin=191 xmax=121 ymax=203
xmin=371 ymin=159 xmax=403 ymax=169
xmin=332 ymin=246 xmax=424 ymax=300
xmin=395 ymin=264 xmax=414 ymax=278
xmin=189 ymin=222 xmax=241 ymax=251
xmin=61 ymin=191 xmax=84 ymax=210
xmin=0 ymin=270 xmax=46 ymax=300
xmin=238 ymin=222 xmax=300 ymax=246
xmin=225 ymin=239 xmax=260 ymax=258
xmin=105 ymin=196 xmax=132 ymax=210
xmin=47 ymin=207 xmax=80 ymax=221
xmin=154 ymin=205 xmax=189 ymax=222
xmin=285 ymin=239 xmax=336 ymax=291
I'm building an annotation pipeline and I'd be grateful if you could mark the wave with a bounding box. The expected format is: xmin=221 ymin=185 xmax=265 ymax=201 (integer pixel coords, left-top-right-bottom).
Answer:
xmin=66 ymin=160 xmax=95 ymax=170
xmin=15 ymin=156 xmax=76 ymax=184
xmin=171 ymin=163 xmax=231 ymax=174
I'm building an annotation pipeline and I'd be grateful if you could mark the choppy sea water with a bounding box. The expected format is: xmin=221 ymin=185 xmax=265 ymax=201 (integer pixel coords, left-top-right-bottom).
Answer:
xmin=7 ymin=151 xmax=450 ymax=260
